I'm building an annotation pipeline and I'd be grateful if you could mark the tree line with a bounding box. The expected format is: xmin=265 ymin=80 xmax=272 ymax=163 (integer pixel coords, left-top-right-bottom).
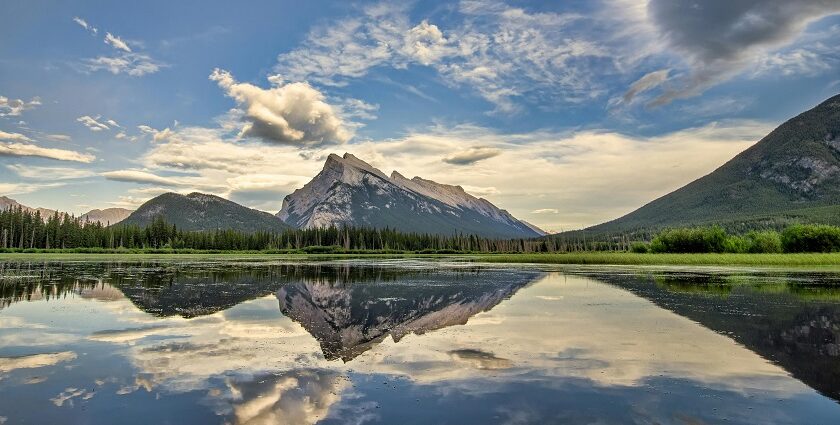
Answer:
xmin=0 ymin=207 xmax=572 ymax=253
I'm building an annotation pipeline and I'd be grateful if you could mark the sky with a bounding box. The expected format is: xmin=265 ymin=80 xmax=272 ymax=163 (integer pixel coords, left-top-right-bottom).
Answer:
xmin=1 ymin=0 xmax=839 ymax=232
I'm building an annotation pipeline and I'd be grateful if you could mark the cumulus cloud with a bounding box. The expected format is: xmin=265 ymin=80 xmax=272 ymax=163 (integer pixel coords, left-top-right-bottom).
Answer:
xmin=76 ymin=115 xmax=110 ymax=131
xmin=210 ymin=69 xmax=351 ymax=146
xmin=443 ymin=146 xmax=502 ymax=165
xmin=104 ymin=32 xmax=131 ymax=52
xmin=645 ymin=0 xmax=840 ymax=104
xmin=85 ymin=53 xmax=163 ymax=76
xmin=0 ymin=96 xmax=41 ymax=117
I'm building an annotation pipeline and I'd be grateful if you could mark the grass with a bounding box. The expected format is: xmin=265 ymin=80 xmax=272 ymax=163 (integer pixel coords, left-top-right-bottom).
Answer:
xmin=1 ymin=250 xmax=840 ymax=267
xmin=470 ymin=252 xmax=840 ymax=267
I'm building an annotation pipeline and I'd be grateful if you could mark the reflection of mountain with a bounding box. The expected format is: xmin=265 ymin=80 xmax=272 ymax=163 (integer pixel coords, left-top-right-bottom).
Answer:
xmin=276 ymin=269 xmax=541 ymax=361
xmin=590 ymin=271 xmax=840 ymax=402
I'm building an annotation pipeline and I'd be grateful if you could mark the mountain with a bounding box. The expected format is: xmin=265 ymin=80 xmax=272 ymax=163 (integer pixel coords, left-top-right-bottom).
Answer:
xmin=590 ymin=93 xmax=840 ymax=234
xmin=2 ymin=195 xmax=132 ymax=224
xmin=277 ymin=153 xmax=541 ymax=238
xmin=1 ymin=195 xmax=59 ymax=219
xmin=120 ymin=192 xmax=290 ymax=233
xmin=80 ymin=208 xmax=131 ymax=225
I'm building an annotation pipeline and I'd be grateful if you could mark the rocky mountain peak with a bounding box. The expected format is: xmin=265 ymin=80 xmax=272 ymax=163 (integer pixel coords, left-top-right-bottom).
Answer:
xmin=277 ymin=153 xmax=542 ymax=237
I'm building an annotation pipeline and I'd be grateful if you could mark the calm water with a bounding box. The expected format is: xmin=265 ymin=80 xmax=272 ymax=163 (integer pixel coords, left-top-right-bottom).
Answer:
xmin=1 ymin=260 xmax=840 ymax=424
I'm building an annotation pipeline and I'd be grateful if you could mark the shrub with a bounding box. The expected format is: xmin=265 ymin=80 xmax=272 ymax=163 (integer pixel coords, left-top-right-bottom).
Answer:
xmin=723 ymin=236 xmax=749 ymax=253
xmin=629 ymin=242 xmax=649 ymax=253
xmin=745 ymin=230 xmax=782 ymax=253
xmin=301 ymin=245 xmax=344 ymax=254
xmin=781 ymin=224 xmax=840 ymax=253
xmin=650 ymin=226 xmax=727 ymax=253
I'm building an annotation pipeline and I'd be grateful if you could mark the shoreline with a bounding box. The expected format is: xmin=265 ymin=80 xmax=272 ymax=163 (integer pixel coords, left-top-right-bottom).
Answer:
xmin=1 ymin=252 xmax=839 ymax=267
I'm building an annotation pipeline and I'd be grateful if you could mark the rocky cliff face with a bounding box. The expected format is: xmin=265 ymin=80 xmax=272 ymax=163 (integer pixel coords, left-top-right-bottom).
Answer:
xmin=277 ymin=153 xmax=542 ymax=238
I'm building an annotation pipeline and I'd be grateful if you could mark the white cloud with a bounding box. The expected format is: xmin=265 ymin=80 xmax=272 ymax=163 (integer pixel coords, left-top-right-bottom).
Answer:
xmin=0 ymin=182 xmax=65 ymax=195
xmin=104 ymin=32 xmax=131 ymax=52
xmin=0 ymin=129 xmax=33 ymax=143
xmin=76 ymin=115 xmax=110 ymax=131
xmin=101 ymin=170 xmax=182 ymax=186
xmin=532 ymin=209 xmax=559 ymax=214
xmin=7 ymin=164 xmax=95 ymax=180
xmin=85 ymin=53 xmax=163 ymax=77
xmin=72 ymin=16 xmax=98 ymax=35
xmin=274 ymin=1 xmax=611 ymax=113
xmin=0 ymin=96 xmax=41 ymax=117
xmin=210 ymin=69 xmax=351 ymax=146
xmin=753 ymin=47 xmax=836 ymax=77
xmin=0 ymin=141 xmax=96 ymax=163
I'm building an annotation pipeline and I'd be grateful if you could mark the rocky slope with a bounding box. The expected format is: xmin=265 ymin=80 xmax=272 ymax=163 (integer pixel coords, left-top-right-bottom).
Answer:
xmin=277 ymin=153 xmax=541 ymax=238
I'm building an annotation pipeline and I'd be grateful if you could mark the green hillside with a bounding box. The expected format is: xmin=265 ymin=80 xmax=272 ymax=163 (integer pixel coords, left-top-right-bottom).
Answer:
xmin=588 ymin=93 xmax=840 ymax=236
xmin=121 ymin=192 xmax=291 ymax=233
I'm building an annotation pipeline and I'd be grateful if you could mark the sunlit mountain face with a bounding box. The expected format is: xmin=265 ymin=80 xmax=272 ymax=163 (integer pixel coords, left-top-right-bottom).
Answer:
xmin=2 ymin=261 xmax=840 ymax=424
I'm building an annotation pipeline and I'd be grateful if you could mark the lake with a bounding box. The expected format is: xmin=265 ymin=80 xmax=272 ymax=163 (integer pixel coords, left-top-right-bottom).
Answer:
xmin=1 ymin=259 xmax=839 ymax=424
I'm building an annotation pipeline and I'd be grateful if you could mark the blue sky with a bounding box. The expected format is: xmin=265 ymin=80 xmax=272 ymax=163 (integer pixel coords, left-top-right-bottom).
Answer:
xmin=2 ymin=0 xmax=839 ymax=231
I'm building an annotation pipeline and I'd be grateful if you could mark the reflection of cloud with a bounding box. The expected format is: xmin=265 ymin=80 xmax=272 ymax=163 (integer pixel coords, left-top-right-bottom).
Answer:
xmin=50 ymin=387 xmax=94 ymax=407
xmin=223 ymin=370 xmax=350 ymax=425
xmin=0 ymin=351 xmax=77 ymax=372
xmin=449 ymin=349 xmax=512 ymax=370
xmin=89 ymin=326 xmax=169 ymax=343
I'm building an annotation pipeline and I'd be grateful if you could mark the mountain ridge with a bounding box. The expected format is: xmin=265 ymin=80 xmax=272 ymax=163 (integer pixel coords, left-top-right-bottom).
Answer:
xmin=1 ymin=196 xmax=131 ymax=225
xmin=587 ymin=93 xmax=840 ymax=234
xmin=120 ymin=192 xmax=291 ymax=233
xmin=277 ymin=153 xmax=542 ymax=238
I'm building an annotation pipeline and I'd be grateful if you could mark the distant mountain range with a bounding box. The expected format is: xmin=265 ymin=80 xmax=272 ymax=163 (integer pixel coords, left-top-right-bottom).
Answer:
xmin=0 ymin=196 xmax=131 ymax=225
xmin=119 ymin=192 xmax=291 ymax=233
xmin=277 ymin=153 xmax=543 ymax=238
xmin=587 ymin=93 xmax=840 ymax=235
xmin=2 ymin=155 xmax=540 ymax=237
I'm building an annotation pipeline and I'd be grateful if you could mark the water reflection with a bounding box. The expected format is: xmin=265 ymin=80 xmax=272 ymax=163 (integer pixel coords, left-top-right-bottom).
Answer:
xmin=1 ymin=261 xmax=840 ymax=424
xmin=584 ymin=269 xmax=840 ymax=402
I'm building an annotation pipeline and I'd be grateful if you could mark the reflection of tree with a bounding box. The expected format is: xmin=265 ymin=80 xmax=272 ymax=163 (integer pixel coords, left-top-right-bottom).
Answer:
xmin=593 ymin=271 xmax=840 ymax=402
xmin=277 ymin=269 xmax=541 ymax=361
xmin=1 ymin=262 xmax=471 ymax=317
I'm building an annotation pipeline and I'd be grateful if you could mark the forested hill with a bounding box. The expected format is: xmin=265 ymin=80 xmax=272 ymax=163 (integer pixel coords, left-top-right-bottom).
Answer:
xmin=120 ymin=192 xmax=291 ymax=233
xmin=588 ymin=93 xmax=840 ymax=235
